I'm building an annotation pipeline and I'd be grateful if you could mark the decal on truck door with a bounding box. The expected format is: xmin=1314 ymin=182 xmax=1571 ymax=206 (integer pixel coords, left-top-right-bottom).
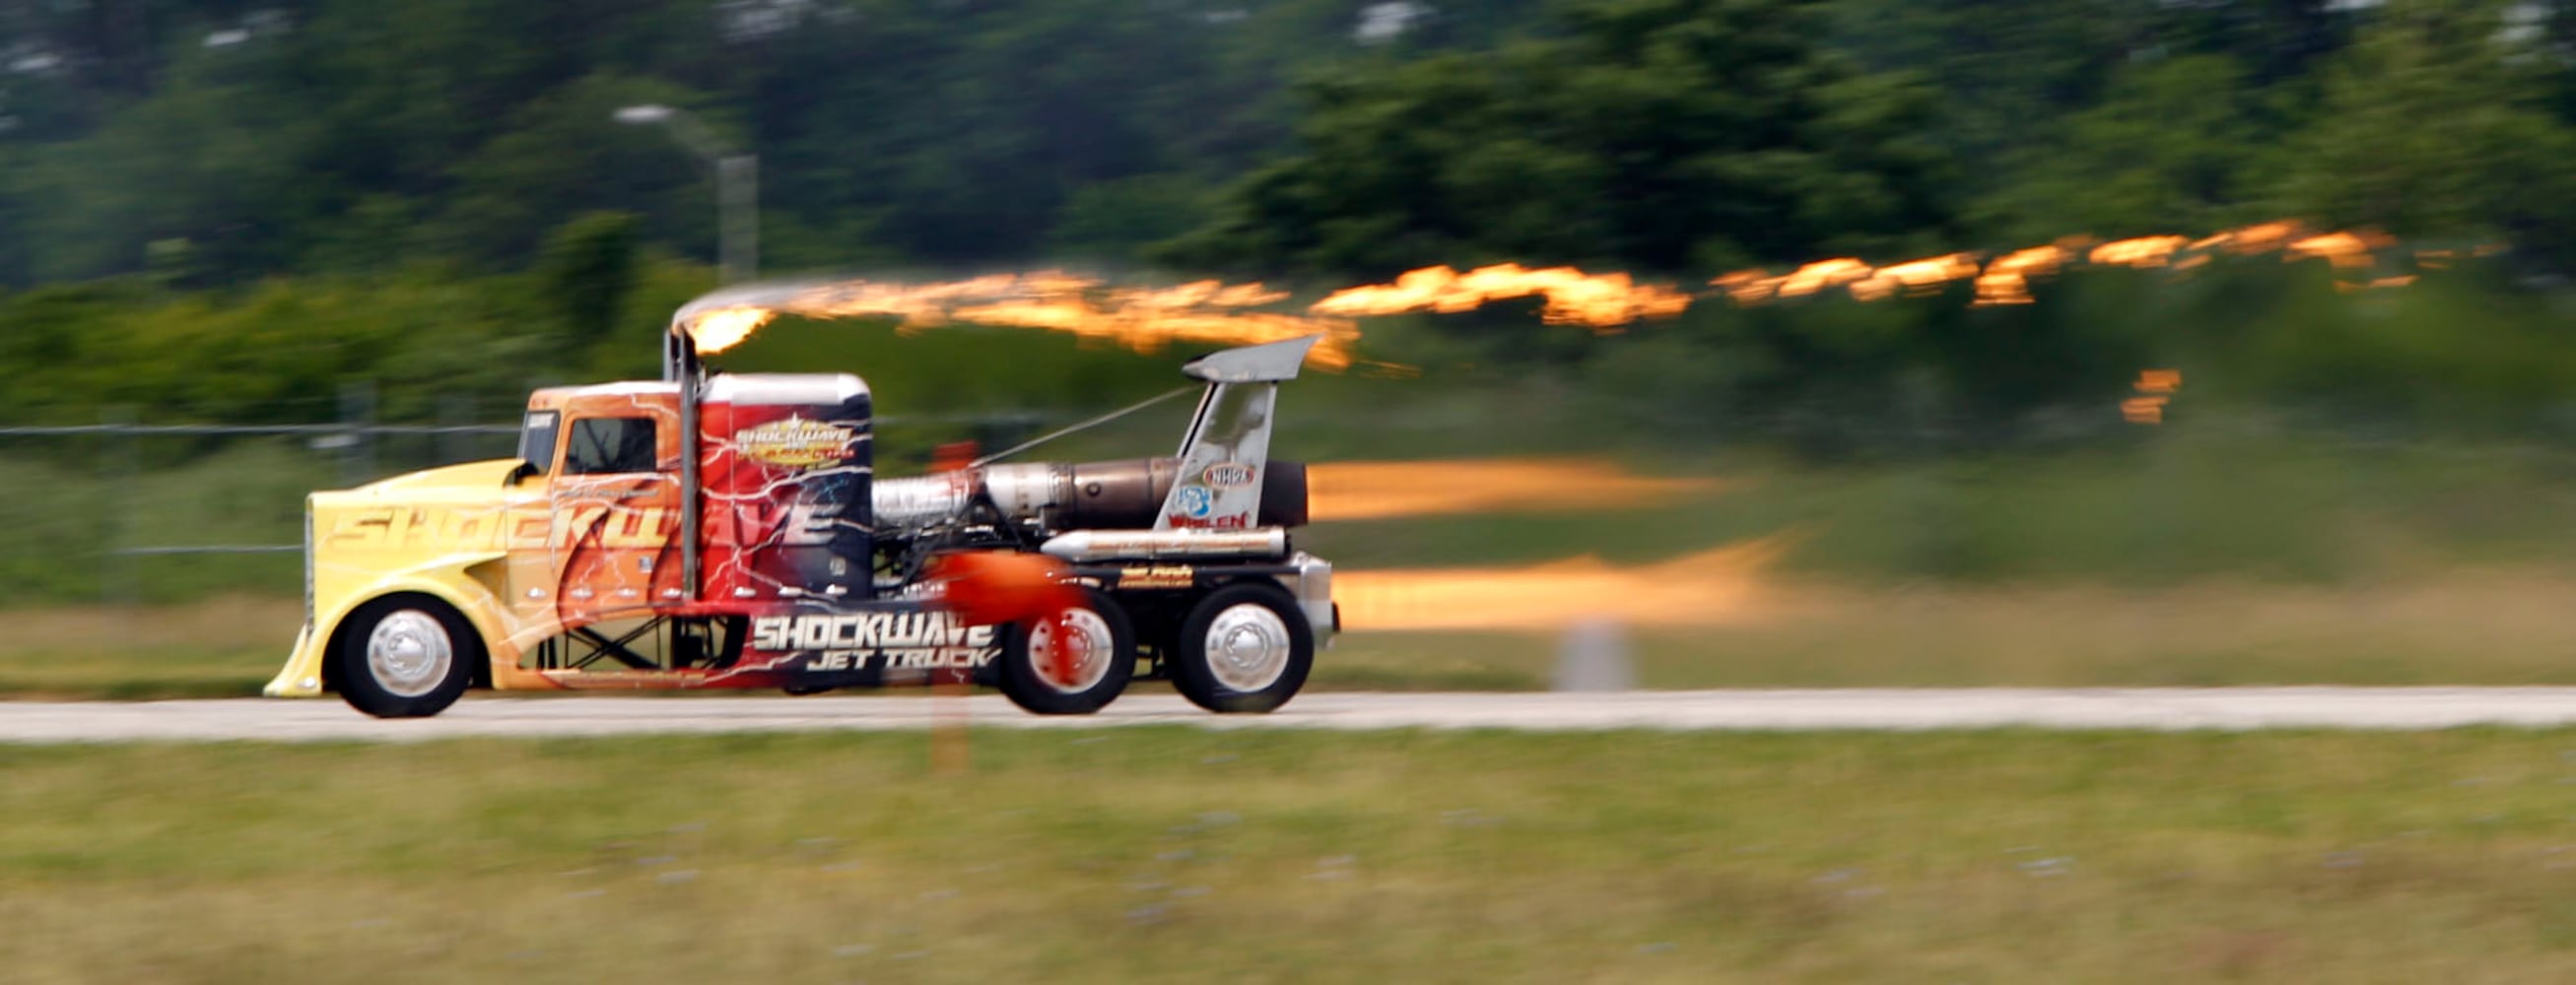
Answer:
xmin=751 ymin=612 xmax=1001 ymax=673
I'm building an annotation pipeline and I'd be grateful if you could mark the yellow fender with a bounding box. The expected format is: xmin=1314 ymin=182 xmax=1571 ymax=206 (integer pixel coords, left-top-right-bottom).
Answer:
xmin=264 ymin=552 xmax=517 ymax=697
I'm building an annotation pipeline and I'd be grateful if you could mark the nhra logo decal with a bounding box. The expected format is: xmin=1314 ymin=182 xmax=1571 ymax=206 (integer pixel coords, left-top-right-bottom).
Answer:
xmin=1200 ymin=461 xmax=1256 ymax=490
xmin=751 ymin=612 xmax=999 ymax=673
xmin=734 ymin=417 xmax=856 ymax=469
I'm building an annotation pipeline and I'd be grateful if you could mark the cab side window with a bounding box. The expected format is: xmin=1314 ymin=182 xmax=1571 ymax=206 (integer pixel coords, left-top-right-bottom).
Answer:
xmin=565 ymin=417 xmax=660 ymax=475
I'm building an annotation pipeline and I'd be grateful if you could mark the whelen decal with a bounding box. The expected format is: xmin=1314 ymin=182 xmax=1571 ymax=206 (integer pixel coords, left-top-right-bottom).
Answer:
xmin=735 ymin=417 xmax=856 ymax=468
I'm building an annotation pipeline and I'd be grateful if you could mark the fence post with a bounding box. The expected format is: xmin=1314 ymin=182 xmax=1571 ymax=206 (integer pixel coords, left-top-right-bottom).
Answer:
xmin=438 ymin=392 xmax=474 ymax=465
xmin=100 ymin=405 xmax=137 ymax=607
xmin=339 ymin=380 xmax=377 ymax=487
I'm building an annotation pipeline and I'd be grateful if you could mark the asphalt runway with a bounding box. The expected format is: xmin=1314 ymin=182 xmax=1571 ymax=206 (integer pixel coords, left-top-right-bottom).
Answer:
xmin=8 ymin=688 xmax=2576 ymax=743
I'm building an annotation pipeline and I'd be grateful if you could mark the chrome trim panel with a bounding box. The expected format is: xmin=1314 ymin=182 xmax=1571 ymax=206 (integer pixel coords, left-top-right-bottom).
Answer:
xmin=1276 ymin=551 xmax=1336 ymax=645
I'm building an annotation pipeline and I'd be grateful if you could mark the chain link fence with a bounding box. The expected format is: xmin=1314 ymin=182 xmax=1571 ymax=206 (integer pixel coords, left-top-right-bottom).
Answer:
xmin=0 ymin=385 xmax=1044 ymax=606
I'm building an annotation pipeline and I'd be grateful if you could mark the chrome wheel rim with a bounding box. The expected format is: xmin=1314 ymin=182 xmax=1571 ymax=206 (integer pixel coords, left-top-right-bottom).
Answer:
xmin=1203 ymin=603 xmax=1292 ymax=692
xmin=1028 ymin=608 xmax=1116 ymax=694
xmin=367 ymin=610 xmax=454 ymax=698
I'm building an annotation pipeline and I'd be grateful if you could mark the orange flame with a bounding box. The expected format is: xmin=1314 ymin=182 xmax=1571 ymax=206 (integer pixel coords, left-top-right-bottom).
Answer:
xmin=2191 ymin=220 xmax=2300 ymax=254
xmin=685 ymin=306 xmax=777 ymax=355
xmin=2090 ymin=235 xmax=2190 ymax=268
xmin=1852 ymin=253 xmax=1981 ymax=301
xmin=1710 ymin=269 xmax=1779 ymax=304
xmin=1710 ymin=258 xmax=1864 ymax=304
xmin=1309 ymin=263 xmax=1693 ymax=329
xmin=1308 ymin=458 xmax=1725 ymax=523
xmin=1335 ymin=537 xmax=1791 ymax=631
xmin=2335 ymin=274 xmax=2419 ymax=294
xmin=2124 ymin=368 xmax=2182 ymax=424
xmin=2286 ymin=230 xmax=2393 ymax=269
xmin=1973 ymin=244 xmax=2072 ymax=306
xmin=1774 ymin=258 xmax=1874 ymax=299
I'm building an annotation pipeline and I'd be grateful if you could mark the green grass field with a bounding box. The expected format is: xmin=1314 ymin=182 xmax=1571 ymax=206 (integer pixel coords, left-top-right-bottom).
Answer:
xmin=7 ymin=729 xmax=2576 ymax=981
xmin=19 ymin=565 xmax=2576 ymax=700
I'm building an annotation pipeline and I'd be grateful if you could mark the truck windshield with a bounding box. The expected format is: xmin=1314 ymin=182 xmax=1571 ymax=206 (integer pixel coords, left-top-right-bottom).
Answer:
xmin=516 ymin=411 xmax=561 ymax=475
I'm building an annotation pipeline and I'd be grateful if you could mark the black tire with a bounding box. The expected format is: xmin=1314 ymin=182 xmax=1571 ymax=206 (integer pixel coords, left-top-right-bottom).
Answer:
xmin=1170 ymin=583 xmax=1313 ymax=714
xmin=998 ymin=587 xmax=1135 ymax=715
xmin=334 ymin=595 xmax=480 ymax=718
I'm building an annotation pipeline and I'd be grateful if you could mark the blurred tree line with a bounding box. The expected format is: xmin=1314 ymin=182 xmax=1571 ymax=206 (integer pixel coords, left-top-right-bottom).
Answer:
xmin=5 ymin=0 xmax=2576 ymax=440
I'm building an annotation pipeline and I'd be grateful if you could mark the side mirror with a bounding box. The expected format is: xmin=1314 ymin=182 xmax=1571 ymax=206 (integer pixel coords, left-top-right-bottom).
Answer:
xmin=507 ymin=461 xmax=540 ymax=486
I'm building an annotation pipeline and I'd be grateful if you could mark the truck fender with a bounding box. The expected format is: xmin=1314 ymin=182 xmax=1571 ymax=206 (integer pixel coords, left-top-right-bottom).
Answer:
xmin=264 ymin=552 xmax=514 ymax=698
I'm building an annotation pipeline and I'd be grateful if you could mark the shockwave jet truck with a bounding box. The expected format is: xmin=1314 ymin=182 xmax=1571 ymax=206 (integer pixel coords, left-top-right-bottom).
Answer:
xmin=264 ymin=325 xmax=1337 ymax=718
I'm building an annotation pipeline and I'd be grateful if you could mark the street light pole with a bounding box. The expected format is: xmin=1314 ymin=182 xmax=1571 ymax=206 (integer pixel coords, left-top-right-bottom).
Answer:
xmin=614 ymin=103 xmax=758 ymax=285
xmin=716 ymin=154 xmax=757 ymax=287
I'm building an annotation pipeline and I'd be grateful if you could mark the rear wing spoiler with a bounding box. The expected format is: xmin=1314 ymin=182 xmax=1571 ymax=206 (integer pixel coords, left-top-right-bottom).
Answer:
xmin=1156 ymin=336 xmax=1321 ymax=531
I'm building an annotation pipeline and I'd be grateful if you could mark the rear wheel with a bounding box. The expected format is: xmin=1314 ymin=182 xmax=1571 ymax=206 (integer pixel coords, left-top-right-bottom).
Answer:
xmin=335 ymin=596 xmax=479 ymax=718
xmin=1171 ymin=583 xmax=1312 ymax=714
xmin=998 ymin=588 xmax=1135 ymax=715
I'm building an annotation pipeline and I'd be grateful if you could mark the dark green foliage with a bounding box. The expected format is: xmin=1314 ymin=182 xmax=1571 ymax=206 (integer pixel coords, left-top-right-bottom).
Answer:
xmin=1973 ymin=54 xmax=2274 ymax=239
xmin=1169 ymin=0 xmax=1956 ymax=275
xmin=0 ymin=0 xmax=2567 ymax=292
xmin=4 ymin=1 xmax=2576 ymax=562
xmin=2267 ymin=0 xmax=2576 ymax=265
xmin=0 ymin=0 xmax=1442 ymax=285
xmin=538 ymin=212 xmax=644 ymax=346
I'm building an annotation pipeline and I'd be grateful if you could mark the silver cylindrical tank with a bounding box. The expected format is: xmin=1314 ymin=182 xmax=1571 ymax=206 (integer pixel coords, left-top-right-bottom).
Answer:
xmin=871 ymin=474 xmax=975 ymax=530
xmin=872 ymin=458 xmax=1307 ymax=532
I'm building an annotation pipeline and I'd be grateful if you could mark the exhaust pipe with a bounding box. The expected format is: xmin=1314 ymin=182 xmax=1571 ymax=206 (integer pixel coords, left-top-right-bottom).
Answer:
xmin=1039 ymin=528 xmax=1289 ymax=562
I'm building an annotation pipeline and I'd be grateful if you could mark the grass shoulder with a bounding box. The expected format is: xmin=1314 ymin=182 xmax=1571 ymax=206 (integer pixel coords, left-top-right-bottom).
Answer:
xmin=7 ymin=728 xmax=2576 ymax=980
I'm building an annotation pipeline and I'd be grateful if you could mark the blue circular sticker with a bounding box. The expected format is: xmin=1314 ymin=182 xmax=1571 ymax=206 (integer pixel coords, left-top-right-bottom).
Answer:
xmin=1175 ymin=484 xmax=1215 ymax=518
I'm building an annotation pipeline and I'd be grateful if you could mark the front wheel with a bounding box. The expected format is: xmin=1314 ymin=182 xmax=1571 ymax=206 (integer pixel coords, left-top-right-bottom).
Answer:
xmin=335 ymin=596 xmax=480 ymax=718
xmin=1171 ymin=583 xmax=1313 ymax=714
xmin=998 ymin=587 xmax=1135 ymax=715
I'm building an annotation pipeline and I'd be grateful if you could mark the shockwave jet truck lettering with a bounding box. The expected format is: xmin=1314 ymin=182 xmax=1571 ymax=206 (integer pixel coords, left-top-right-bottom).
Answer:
xmin=265 ymin=321 xmax=1337 ymax=718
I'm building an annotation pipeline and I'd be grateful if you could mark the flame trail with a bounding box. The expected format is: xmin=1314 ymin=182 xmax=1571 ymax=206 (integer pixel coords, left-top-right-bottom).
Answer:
xmin=1308 ymin=458 xmax=1726 ymax=522
xmin=1852 ymin=253 xmax=1982 ymax=301
xmin=1335 ymin=536 xmax=1793 ymax=632
xmin=671 ymin=220 xmax=2482 ymax=361
xmin=1971 ymin=244 xmax=2074 ymax=306
xmin=2091 ymin=235 xmax=2190 ymax=268
xmin=675 ymin=272 xmax=1364 ymax=367
xmin=2287 ymin=230 xmax=2394 ymax=269
xmin=1309 ymin=263 xmax=1694 ymax=329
